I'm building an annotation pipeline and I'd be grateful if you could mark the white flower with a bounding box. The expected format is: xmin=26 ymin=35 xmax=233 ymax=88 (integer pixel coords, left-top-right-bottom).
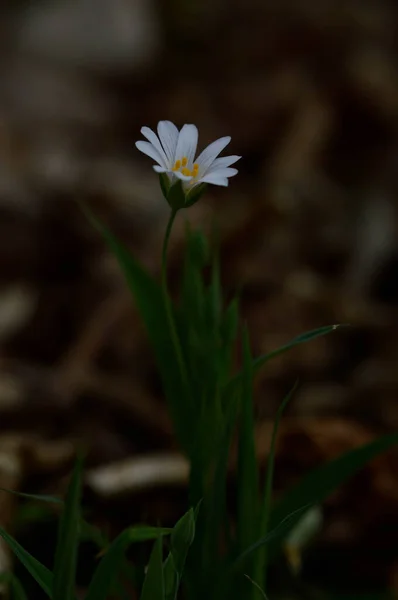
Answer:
xmin=135 ymin=120 xmax=240 ymax=189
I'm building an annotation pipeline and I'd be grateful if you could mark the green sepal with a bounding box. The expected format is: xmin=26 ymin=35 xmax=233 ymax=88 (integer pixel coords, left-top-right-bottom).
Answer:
xmin=185 ymin=183 xmax=208 ymax=207
xmin=167 ymin=180 xmax=187 ymax=210
xmin=159 ymin=173 xmax=171 ymax=202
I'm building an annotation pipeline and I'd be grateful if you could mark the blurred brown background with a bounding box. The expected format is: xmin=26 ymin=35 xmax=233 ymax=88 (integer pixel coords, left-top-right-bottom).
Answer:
xmin=1 ymin=0 xmax=398 ymax=597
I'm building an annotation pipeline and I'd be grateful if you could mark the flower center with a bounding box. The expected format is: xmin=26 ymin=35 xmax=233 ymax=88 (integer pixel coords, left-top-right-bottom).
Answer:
xmin=172 ymin=156 xmax=199 ymax=179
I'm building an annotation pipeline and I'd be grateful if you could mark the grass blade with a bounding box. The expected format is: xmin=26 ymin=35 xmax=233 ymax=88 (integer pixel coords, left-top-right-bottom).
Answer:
xmin=0 ymin=527 xmax=53 ymax=598
xmin=0 ymin=573 xmax=29 ymax=600
xmin=163 ymin=509 xmax=195 ymax=600
xmin=170 ymin=508 xmax=195 ymax=574
xmin=268 ymin=432 xmax=398 ymax=558
xmin=254 ymin=382 xmax=298 ymax=591
xmin=244 ymin=575 xmax=269 ymax=600
xmin=52 ymin=457 xmax=83 ymax=600
xmin=140 ymin=536 xmax=165 ymax=600
xmin=253 ymin=325 xmax=343 ymax=370
xmin=82 ymin=205 xmax=192 ymax=455
xmin=232 ymin=505 xmax=309 ymax=570
xmin=85 ymin=526 xmax=171 ymax=600
xmin=224 ymin=325 xmax=342 ymax=398
xmin=10 ymin=575 xmax=29 ymax=600
xmin=236 ymin=328 xmax=259 ymax=557
xmin=0 ymin=488 xmax=62 ymax=504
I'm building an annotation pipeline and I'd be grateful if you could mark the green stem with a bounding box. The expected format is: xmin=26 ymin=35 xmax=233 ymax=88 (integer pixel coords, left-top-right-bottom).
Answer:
xmin=161 ymin=208 xmax=191 ymax=396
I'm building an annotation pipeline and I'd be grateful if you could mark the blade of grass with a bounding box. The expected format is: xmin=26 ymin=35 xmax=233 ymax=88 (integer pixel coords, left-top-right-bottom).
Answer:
xmin=0 ymin=488 xmax=63 ymax=504
xmin=236 ymin=328 xmax=259 ymax=559
xmin=268 ymin=432 xmax=398 ymax=559
xmin=140 ymin=536 xmax=165 ymax=600
xmin=201 ymin=386 xmax=240 ymax=579
xmin=170 ymin=509 xmax=195 ymax=574
xmin=10 ymin=575 xmax=29 ymax=600
xmin=52 ymin=457 xmax=83 ymax=600
xmin=254 ymin=382 xmax=298 ymax=592
xmin=163 ymin=553 xmax=178 ymax=600
xmin=85 ymin=526 xmax=171 ymax=600
xmin=223 ymin=325 xmax=343 ymax=398
xmin=244 ymin=575 xmax=269 ymax=600
xmin=163 ymin=509 xmax=196 ymax=600
xmin=0 ymin=527 xmax=53 ymax=598
xmin=232 ymin=505 xmax=310 ymax=570
xmin=213 ymin=505 xmax=309 ymax=599
xmin=82 ymin=205 xmax=192 ymax=455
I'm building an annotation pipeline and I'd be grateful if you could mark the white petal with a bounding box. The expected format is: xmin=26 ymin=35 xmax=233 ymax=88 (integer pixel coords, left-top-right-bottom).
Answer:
xmin=207 ymin=155 xmax=241 ymax=171
xmin=141 ymin=127 xmax=168 ymax=167
xmin=174 ymin=169 xmax=192 ymax=182
xmin=195 ymin=136 xmax=231 ymax=175
xmin=153 ymin=165 xmax=168 ymax=173
xmin=175 ymin=124 xmax=198 ymax=167
xmin=198 ymin=173 xmax=229 ymax=187
xmin=135 ymin=141 xmax=166 ymax=167
xmin=205 ymin=167 xmax=238 ymax=179
xmin=157 ymin=121 xmax=179 ymax=163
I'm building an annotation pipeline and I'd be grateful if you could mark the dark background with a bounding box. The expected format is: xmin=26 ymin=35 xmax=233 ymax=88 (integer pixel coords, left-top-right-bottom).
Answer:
xmin=1 ymin=0 xmax=398 ymax=597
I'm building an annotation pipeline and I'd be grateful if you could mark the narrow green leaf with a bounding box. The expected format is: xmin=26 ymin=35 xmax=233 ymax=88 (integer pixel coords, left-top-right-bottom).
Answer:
xmin=163 ymin=553 xmax=178 ymax=600
xmin=224 ymin=325 xmax=342 ymax=397
xmin=140 ymin=536 xmax=165 ymax=600
xmin=201 ymin=386 xmax=240 ymax=576
xmin=85 ymin=526 xmax=171 ymax=600
xmin=0 ymin=488 xmax=63 ymax=504
xmin=254 ymin=382 xmax=298 ymax=591
xmin=164 ymin=508 xmax=196 ymax=600
xmin=126 ymin=526 xmax=172 ymax=542
xmin=193 ymin=499 xmax=203 ymax=524
xmin=82 ymin=205 xmax=192 ymax=454
xmin=213 ymin=505 xmax=309 ymax=600
xmin=269 ymin=432 xmax=398 ymax=558
xmin=10 ymin=575 xmax=29 ymax=600
xmin=237 ymin=328 xmax=259 ymax=556
xmin=232 ymin=505 xmax=309 ymax=569
xmin=79 ymin=519 xmax=110 ymax=552
xmin=170 ymin=508 xmax=195 ymax=574
xmin=53 ymin=457 xmax=83 ymax=600
xmin=0 ymin=527 xmax=54 ymax=598
xmin=163 ymin=505 xmax=199 ymax=600
xmin=0 ymin=573 xmax=27 ymax=600
xmin=253 ymin=325 xmax=343 ymax=369
xmin=244 ymin=575 xmax=269 ymax=600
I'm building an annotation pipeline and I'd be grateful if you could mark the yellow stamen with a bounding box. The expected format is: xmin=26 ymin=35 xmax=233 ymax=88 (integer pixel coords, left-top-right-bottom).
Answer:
xmin=181 ymin=156 xmax=188 ymax=167
xmin=172 ymin=159 xmax=181 ymax=171
xmin=181 ymin=167 xmax=192 ymax=177
xmin=193 ymin=163 xmax=199 ymax=172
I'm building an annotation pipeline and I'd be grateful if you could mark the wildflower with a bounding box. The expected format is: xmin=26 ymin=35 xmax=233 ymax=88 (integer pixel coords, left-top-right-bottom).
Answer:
xmin=135 ymin=120 xmax=240 ymax=208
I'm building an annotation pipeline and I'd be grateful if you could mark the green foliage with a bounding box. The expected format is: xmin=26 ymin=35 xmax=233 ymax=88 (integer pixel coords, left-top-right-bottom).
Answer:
xmin=82 ymin=204 xmax=193 ymax=456
xmin=85 ymin=527 xmax=173 ymax=600
xmin=0 ymin=573 xmax=28 ymax=600
xmin=267 ymin=431 xmax=398 ymax=559
xmin=52 ymin=456 xmax=83 ymax=600
xmin=1 ymin=205 xmax=396 ymax=600
xmin=164 ymin=509 xmax=196 ymax=600
xmin=254 ymin=382 xmax=298 ymax=591
xmin=140 ymin=536 xmax=165 ymax=600
xmin=236 ymin=328 xmax=259 ymax=564
xmin=0 ymin=527 xmax=54 ymax=598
